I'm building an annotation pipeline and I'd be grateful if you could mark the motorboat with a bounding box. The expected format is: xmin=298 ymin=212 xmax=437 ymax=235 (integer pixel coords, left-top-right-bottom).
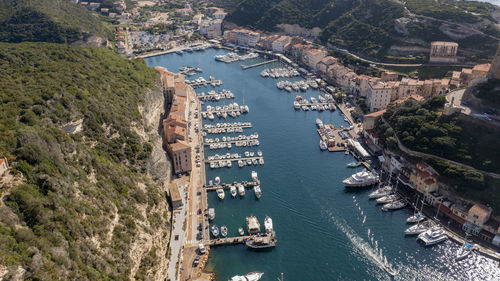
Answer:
xmin=264 ymin=216 xmax=273 ymax=234
xmin=221 ymin=226 xmax=228 ymax=237
xmin=343 ymin=169 xmax=379 ymax=187
xmin=346 ymin=161 xmax=361 ymax=168
xmin=382 ymin=199 xmax=407 ymax=211
xmin=214 ymin=176 xmax=221 ymax=185
xmin=257 ymin=150 xmax=263 ymax=157
xmin=238 ymin=160 xmax=244 ymax=167
xmin=319 ymin=140 xmax=327 ymax=150
xmin=407 ymin=213 xmax=426 ymax=224
xmin=376 ymin=194 xmax=398 ymax=204
xmin=211 ymin=225 xmax=219 ymax=237
xmin=216 ymin=188 xmax=225 ymax=200
xmin=254 ymin=185 xmax=262 ymax=199
xmin=259 ymin=158 xmax=264 ymax=165
xmin=456 ymin=242 xmax=475 ymax=260
xmin=230 ymin=185 xmax=237 ymax=198
xmin=405 ymin=220 xmax=434 ymax=235
xmin=246 ymin=234 xmax=277 ymax=249
xmin=238 ymin=184 xmax=246 ymax=196
xmin=246 ymin=216 xmax=261 ymax=234
xmin=230 ymin=272 xmax=264 ymax=281
xmin=368 ymin=186 xmax=392 ymax=199
xmin=294 ymin=101 xmax=301 ymax=110
xmin=208 ymin=208 xmax=215 ymax=220
xmin=316 ymin=118 xmax=324 ymax=128
xmin=417 ymin=226 xmax=447 ymax=246
xmin=252 ymin=171 xmax=258 ymax=182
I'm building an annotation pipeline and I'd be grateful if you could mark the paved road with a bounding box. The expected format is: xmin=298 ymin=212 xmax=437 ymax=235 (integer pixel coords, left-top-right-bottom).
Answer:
xmin=166 ymin=182 xmax=188 ymax=281
xmin=445 ymin=89 xmax=471 ymax=114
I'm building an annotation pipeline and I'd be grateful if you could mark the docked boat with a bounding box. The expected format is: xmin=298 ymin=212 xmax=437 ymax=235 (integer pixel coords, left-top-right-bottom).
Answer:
xmin=254 ymin=185 xmax=262 ymax=199
xmin=216 ymin=188 xmax=225 ymax=200
xmin=264 ymin=216 xmax=273 ymax=234
xmin=214 ymin=176 xmax=221 ymax=185
xmin=211 ymin=225 xmax=219 ymax=237
xmin=294 ymin=101 xmax=301 ymax=110
xmin=221 ymin=226 xmax=228 ymax=237
xmin=368 ymin=186 xmax=392 ymax=198
xmin=230 ymin=272 xmax=264 ymax=281
xmin=208 ymin=208 xmax=215 ymax=220
xmin=407 ymin=213 xmax=425 ymax=224
xmin=246 ymin=216 xmax=261 ymax=234
xmin=404 ymin=220 xmax=433 ymax=235
xmin=316 ymin=118 xmax=324 ymax=128
xmin=259 ymin=158 xmax=264 ymax=165
xmin=319 ymin=140 xmax=327 ymax=150
xmin=342 ymin=169 xmax=379 ymax=188
xmin=382 ymin=199 xmax=407 ymax=211
xmin=246 ymin=234 xmax=277 ymax=249
xmin=230 ymin=185 xmax=237 ymax=198
xmin=238 ymin=160 xmax=244 ymax=168
xmin=252 ymin=171 xmax=258 ymax=182
xmin=456 ymin=242 xmax=475 ymax=260
xmin=376 ymin=194 xmax=398 ymax=204
xmin=417 ymin=226 xmax=447 ymax=246
xmin=346 ymin=161 xmax=361 ymax=168
xmin=238 ymin=227 xmax=245 ymax=236
xmin=238 ymin=184 xmax=246 ymax=196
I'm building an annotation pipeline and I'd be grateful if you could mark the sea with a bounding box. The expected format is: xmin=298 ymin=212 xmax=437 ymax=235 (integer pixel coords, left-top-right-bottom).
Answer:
xmin=145 ymin=49 xmax=500 ymax=281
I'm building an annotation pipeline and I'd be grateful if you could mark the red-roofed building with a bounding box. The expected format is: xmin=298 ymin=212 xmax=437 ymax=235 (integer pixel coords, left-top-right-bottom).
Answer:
xmin=362 ymin=109 xmax=386 ymax=131
xmin=410 ymin=162 xmax=439 ymax=194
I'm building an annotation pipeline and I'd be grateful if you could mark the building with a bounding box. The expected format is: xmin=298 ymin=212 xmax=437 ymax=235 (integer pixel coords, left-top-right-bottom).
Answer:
xmin=488 ymin=43 xmax=500 ymax=79
xmin=429 ymin=41 xmax=458 ymax=63
xmin=0 ymin=157 xmax=8 ymax=176
xmin=200 ymin=19 xmax=222 ymax=39
xmin=409 ymin=162 xmax=439 ymax=195
xmin=366 ymin=81 xmax=392 ymax=112
xmin=271 ymin=36 xmax=292 ymax=53
xmin=362 ymin=109 xmax=385 ymax=131
xmin=463 ymin=203 xmax=493 ymax=235
xmin=397 ymin=78 xmax=421 ymax=99
xmin=167 ymin=142 xmax=192 ymax=174
xmin=469 ymin=63 xmax=490 ymax=86
xmin=381 ymin=71 xmax=398 ymax=82
xmin=317 ymin=56 xmax=337 ymax=73
xmin=302 ymin=48 xmax=327 ymax=70
xmin=226 ymin=29 xmax=260 ymax=47
xmin=169 ymin=183 xmax=183 ymax=209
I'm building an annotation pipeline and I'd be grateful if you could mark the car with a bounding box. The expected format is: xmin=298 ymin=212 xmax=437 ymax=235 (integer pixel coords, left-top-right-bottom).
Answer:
xmin=197 ymin=191 xmax=201 ymax=196
xmin=193 ymin=255 xmax=200 ymax=266
xmin=198 ymin=223 xmax=203 ymax=231
xmin=197 ymin=163 xmax=201 ymax=167
xmin=196 ymin=232 xmax=203 ymax=240
xmin=198 ymin=244 xmax=206 ymax=254
xmin=197 ymin=208 xmax=202 ymax=214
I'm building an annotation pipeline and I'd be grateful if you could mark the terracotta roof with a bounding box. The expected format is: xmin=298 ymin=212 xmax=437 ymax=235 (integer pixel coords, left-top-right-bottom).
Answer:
xmin=431 ymin=41 xmax=458 ymax=47
xmin=365 ymin=109 xmax=386 ymax=117
xmin=424 ymin=178 xmax=435 ymax=185
xmin=469 ymin=204 xmax=491 ymax=218
xmin=472 ymin=64 xmax=490 ymax=72
xmin=170 ymin=141 xmax=190 ymax=151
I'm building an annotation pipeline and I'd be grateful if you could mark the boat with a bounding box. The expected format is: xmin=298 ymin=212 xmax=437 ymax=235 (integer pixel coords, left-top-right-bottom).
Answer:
xmin=294 ymin=101 xmax=301 ymax=110
xmin=382 ymin=199 xmax=407 ymax=211
xmin=208 ymin=208 xmax=215 ymax=220
xmin=238 ymin=184 xmax=245 ymax=196
xmin=405 ymin=220 xmax=434 ymax=235
xmin=316 ymin=118 xmax=324 ymax=128
xmin=376 ymin=194 xmax=398 ymax=204
xmin=456 ymin=242 xmax=475 ymax=260
xmin=407 ymin=212 xmax=426 ymax=224
xmin=230 ymin=272 xmax=264 ymax=281
xmin=319 ymin=140 xmax=327 ymax=150
xmin=211 ymin=225 xmax=219 ymax=237
xmin=216 ymin=188 xmax=225 ymax=200
xmin=214 ymin=176 xmax=221 ymax=185
xmin=245 ymin=234 xmax=277 ymax=249
xmin=176 ymin=50 xmax=183 ymax=55
xmin=251 ymin=171 xmax=258 ymax=182
xmin=368 ymin=186 xmax=392 ymax=198
xmin=238 ymin=227 xmax=245 ymax=236
xmin=346 ymin=161 xmax=361 ymax=168
xmin=230 ymin=185 xmax=237 ymax=198
xmin=254 ymin=185 xmax=262 ymax=199
xmin=259 ymin=158 xmax=264 ymax=165
xmin=257 ymin=150 xmax=263 ymax=157
xmin=264 ymin=216 xmax=273 ymax=234
xmin=246 ymin=215 xmax=261 ymax=234
xmin=342 ymin=169 xmax=379 ymax=188
xmin=221 ymin=226 xmax=228 ymax=237
xmin=417 ymin=226 xmax=447 ymax=246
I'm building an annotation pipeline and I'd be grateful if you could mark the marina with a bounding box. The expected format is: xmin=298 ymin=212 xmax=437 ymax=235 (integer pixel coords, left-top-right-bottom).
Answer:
xmin=241 ymin=59 xmax=278 ymax=70
xmin=145 ymin=48 xmax=500 ymax=281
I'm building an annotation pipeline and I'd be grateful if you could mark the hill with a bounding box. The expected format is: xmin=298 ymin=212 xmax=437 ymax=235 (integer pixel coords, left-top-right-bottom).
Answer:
xmin=0 ymin=0 xmax=110 ymax=44
xmin=216 ymin=0 xmax=500 ymax=62
xmin=0 ymin=42 xmax=172 ymax=280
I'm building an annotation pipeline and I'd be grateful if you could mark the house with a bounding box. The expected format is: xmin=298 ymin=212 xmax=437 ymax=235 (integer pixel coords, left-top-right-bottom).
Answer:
xmin=409 ymin=162 xmax=439 ymax=195
xmin=381 ymin=71 xmax=398 ymax=82
xmin=271 ymin=36 xmax=292 ymax=53
xmin=226 ymin=29 xmax=260 ymax=47
xmin=169 ymin=183 xmax=183 ymax=209
xmin=167 ymin=142 xmax=192 ymax=174
xmin=317 ymin=56 xmax=337 ymax=73
xmin=362 ymin=109 xmax=385 ymax=131
xmin=366 ymin=81 xmax=392 ymax=112
xmin=0 ymin=157 xmax=8 ymax=176
xmin=302 ymin=48 xmax=327 ymax=70
xmin=462 ymin=203 xmax=493 ymax=236
xmin=469 ymin=63 xmax=490 ymax=86
xmin=429 ymin=41 xmax=458 ymax=63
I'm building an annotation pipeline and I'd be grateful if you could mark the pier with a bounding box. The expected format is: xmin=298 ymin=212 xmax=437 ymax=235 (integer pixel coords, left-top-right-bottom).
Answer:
xmin=203 ymin=124 xmax=252 ymax=130
xmin=299 ymin=102 xmax=335 ymax=107
xmin=209 ymin=236 xmax=250 ymax=246
xmin=205 ymin=156 xmax=264 ymax=164
xmin=241 ymin=59 xmax=278 ymax=70
xmin=317 ymin=125 xmax=348 ymax=152
xmin=205 ymin=181 xmax=259 ymax=191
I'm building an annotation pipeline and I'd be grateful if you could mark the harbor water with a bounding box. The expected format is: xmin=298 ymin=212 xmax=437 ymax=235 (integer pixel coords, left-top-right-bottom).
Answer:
xmin=145 ymin=49 xmax=500 ymax=281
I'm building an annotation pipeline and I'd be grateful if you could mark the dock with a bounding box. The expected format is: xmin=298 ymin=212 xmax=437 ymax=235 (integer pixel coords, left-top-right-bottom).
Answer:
xmin=300 ymin=102 xmax=335 ymax=107
xmin=241 ymin=59 xmax=278 ymax=70
xmin=205 ymin=181 xmax=259 ymax=191
xmin=203 ymin=124 xmax=252 ymax=130
xmin=317 ymin=124 xmax=348 ymax=152
xmin=205 ymin=156 xmax=264 ymax=164
xmin=209 ymin=235 xmax=250 ymax=246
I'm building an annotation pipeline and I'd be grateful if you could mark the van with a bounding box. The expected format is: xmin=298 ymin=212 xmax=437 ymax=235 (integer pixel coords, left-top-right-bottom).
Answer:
xmin=198 ymin=243 xmax=206 ymax=254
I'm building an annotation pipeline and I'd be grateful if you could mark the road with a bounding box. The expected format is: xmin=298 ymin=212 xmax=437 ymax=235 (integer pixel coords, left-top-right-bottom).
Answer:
xmin=166 ymin=181 xmax=188 ymax=281
xmin=445 ymin=88 xmax=471 ymax=114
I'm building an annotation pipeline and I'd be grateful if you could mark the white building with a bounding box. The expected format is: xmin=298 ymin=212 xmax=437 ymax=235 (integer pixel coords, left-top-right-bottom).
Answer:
xmin=271 ymin=36 xmax=291 ymax=53
xmin=367 ymin=82 xmax=392 ymax=112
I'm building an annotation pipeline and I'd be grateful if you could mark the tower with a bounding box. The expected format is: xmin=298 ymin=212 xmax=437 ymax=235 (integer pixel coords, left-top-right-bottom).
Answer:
xmin=488 ymin=43 xmax=500 ymax=79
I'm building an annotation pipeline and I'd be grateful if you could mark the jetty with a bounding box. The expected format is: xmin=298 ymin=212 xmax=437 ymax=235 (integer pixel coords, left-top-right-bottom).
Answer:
xmin=209 ymin=236 xmax=250 ymax=246
xmin=241 ymin=59 xmax=278 ymax=70
xmin=205 ymin=156 xmax=264 ymax=164
xmin=317 ymin=124 xmax=348 ymax=152
xmin=205 ymin=181 xmax=259 ymax=191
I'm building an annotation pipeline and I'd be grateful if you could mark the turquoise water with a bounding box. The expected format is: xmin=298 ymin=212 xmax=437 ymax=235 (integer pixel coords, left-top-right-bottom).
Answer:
xmin=145 ymin=50 xmax=500 ymax=281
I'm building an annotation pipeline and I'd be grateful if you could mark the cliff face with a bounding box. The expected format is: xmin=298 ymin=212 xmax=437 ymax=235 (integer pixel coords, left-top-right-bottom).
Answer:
xmin=0 ymin=43 xmax=171 ymax=280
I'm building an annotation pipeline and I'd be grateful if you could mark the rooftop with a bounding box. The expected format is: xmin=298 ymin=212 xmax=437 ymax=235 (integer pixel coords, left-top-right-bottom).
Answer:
xmin=431 ymin=41 xmax=458 ymax=47
xmin=365 ymin=109 xmax=386 ymax=117
xmin=469 ymin=203 xmax=492 ymax=218
xmin=472 ymin=63 xmax=491 ymax=72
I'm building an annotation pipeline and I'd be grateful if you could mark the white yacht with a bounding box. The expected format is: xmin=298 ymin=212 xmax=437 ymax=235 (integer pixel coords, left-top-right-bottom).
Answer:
xmin=319 ymin=140 xmax=327 ymax=150
xmin=294 ymin=101 xmax=301 ymax=110
xmin=316 ymin=118 xmax=324 ymax=128
xmin=221 ymin=226 xmax=228 ymax=237
xmin=238 ymin=184 xmax=246 ymax=196
xmin=376 ymin=194 xmax=398 ymax=204
xmin=382 ymin=199 xmax=407 ymax=211
xmin=259 ymin=158 xmax=264 ymax=165
xmin=230 ymin=185 xmax=237 ymax=198
xmin=342 ymin=169 xmax=379 ymax=187
xmin=368 ymin=186 xmax=392 ymax=199
xmin=456 ymin=242 xmax=475 ymax=260
xmin=230 ymin=272 xmax=264 ymax=281
xmin=254 ymin=185 xmax=262 ymax=199
xmin=264 ymin=216 xmax=273 ymax=234
xmin=251 ymin=171 xmax=258 ymax=182
xmin=407 ymin=213 xmax=425 ymax=223
xmin=214 ymin=176 xmax=221 ymax=185
xmin=216 ymin=188 xmax=225 ymax=200
xmin=208 ymin=208 xmax=215 ymax=220
xmin=417 ymin=226 xmax=447 ymax=246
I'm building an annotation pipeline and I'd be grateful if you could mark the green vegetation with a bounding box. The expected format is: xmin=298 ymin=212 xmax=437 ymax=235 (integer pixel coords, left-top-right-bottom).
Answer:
xmin=0 ymin=0 xmax=110 ymax=43
xmin=0 ymin=42 xmax=166 ymax=279
xmin=381 ymin=65 xmax=463 ymax=80
xmin=472 ymin=79 xmax=500 ymax=108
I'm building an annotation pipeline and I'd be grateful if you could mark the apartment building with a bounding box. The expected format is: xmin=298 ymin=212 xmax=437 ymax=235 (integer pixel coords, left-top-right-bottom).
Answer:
xmin=409 ymin=162 xmax=439 ymax=195
xmin=429 ymin=41 xmax=458 ymax=63
xmin=272 ymin=36 xmax=292 ymax=53
xmin=366 ymin=81 xmax=392 ymax=112
xmin=302 ymin=48 xmax=327 ymax=70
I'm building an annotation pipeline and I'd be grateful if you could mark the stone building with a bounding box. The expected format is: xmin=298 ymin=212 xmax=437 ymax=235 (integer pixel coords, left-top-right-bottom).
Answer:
xmin=429 ymin=41 xmax=458 ymax=63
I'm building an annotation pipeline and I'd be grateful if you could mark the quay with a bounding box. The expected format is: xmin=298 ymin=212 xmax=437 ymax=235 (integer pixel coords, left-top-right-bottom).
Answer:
xmin=209 ymin=235 xmax=251 ymax=246
xmin=300 ymin=102 xmax=335 ymax=107
xmin=205 ymin=181 xmax=259 ymax=191
xmin=203 ymin=124 xmax=252 ymax=130
xmin=205 ymin=156 xmax=264 ymax=164
xmin=317 ymin=125 xmax=347 ymax=152
xmin=241 ymin=59 xmax=278 ymax=70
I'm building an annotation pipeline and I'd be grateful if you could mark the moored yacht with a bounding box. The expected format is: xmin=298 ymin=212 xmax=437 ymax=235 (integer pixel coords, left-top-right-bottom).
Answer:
xmin=319 ymin=140 xmax=327 ymax=150
xmin=252 ymin=171 xmax=258 ymax=182
xmin=214 ymin=176 xmax=221 ymax=185
xmin=230 ymin=272 xmax=264 ymax=281
xmin=376 ymin=194 xmax=398 ymax=204
xmin=264 ymin=216 xmax=273 ymax=234
xmin=346 ymin=161 xmax=361 ymax=168
xmin=216 ymin=188 xmax=225 ymax=200
xmin=342 ymin=169 xmax=379 ymax=187
xmin=238 ymin=184 xmax=246 ymax=196
xmin=254 ymin=185 xmax=262 ymax=199
xmin=316 ymin=118 xmax=324 ymax=128
xmin=221 ymin=226 xmax=228 ymax=237
xmin=211 ymin=225 xmax=219 ymax=237
xmin=381 ymin=199 xmax=407 ymax=211
xmin=368 ymin=186 xmax=392 ymax=198
xmin=230 ymin=185 xmax=237 ymax=198
xmin=294 ymin=101 xmax=300 ymax=110
xmin=417 ymin=226 xmax=447 ymax=246
xmin=407 ymin=213 xmax=425 ymax=223
xmin=405 ymin=220 xmax=433 ymax=235
xmin=456 ymin=242 xmax=475 ymax=260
